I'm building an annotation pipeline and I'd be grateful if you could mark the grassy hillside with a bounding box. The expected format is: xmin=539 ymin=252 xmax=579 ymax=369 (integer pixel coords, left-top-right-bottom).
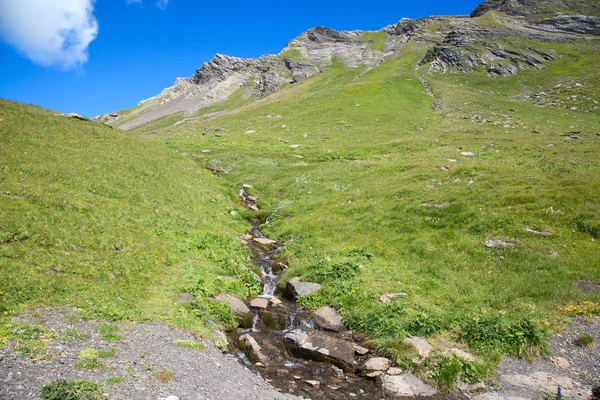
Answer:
xmin=127 ymin=37 xmax=600 ymax=377
xmin=1 ymin=12 xmax=599 ymax=389
xmin=0 ymin=100 xmax=260 ymax=338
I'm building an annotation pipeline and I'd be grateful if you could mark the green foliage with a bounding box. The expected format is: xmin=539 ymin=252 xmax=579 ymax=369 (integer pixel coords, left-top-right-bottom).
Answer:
xmin=574 ymin=333 xmax=594 ymax=347
xmin=427 ymin=354 xmax=494 ymax=390
xmin=74 ymin=348 xmax=114 ymax=370
xmin=59 ymin=328 xmax=90 ymax=343
xmin=97 ymin=324 xmax=123 ymax=342
xmin=281 ymin=48 xmax=303 ymax=61
xmin=41 ymin=380 xmax=106 ymax=400
xmin=174 ymin=339 xmax=206 ymax=351
xmin=459 ymin=316 xmax=549 ymax=359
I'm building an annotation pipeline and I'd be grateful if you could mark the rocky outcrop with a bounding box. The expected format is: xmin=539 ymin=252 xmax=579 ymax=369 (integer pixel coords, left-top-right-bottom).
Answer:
xmin=471 ymin=0 xmax=537 ymax=18
xmin=538 ymin=15 xmax=600 ymax=35
xmin=381 ymin=374 xmax=438 ymax=397
xmin=287 ymin=278 xmax=322 ymax=299
xmin=312 ymin=306 xmax=345 ymax=332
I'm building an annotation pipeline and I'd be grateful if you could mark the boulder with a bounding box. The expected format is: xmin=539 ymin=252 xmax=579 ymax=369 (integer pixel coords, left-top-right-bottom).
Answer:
xmin=460 ymin=151 xmax=475 ymax=157
xmin=312 ymin=306 xmax=345 ymax=332
xmin=284 ymin=328 xmax=356 ymax=371
xmin=239 ymin=334 xmax=268 ymax=364
xmin=215 ymin=294 xmax=250 ymax=316
xmin=381 ymin=374 xmax=438 ymax=397
xmin=287 ymin=278 xmax=322 ymax=299
xmin=363 ymin=357 xmax=391 ymax=371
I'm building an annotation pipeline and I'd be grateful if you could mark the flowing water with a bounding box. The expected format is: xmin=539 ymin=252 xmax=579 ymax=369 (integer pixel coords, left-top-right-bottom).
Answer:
xmin=228 ymin=186 xmax=384 ymax=399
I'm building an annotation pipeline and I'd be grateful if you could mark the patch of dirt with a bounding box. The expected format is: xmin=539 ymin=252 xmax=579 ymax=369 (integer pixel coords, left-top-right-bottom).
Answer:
xmin=0 ymin=308 xmax=298 ymax=400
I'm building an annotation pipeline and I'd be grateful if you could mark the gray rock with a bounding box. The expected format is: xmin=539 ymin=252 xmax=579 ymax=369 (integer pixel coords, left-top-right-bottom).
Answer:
xmin=353 ymin=345 xmax=370 ymax=355
xmin=312 ymin=306 xmax=345 ymax=332
xmin=287 ymin=278 xmax=322 ymax=299
xmin=381 ymin=374 xmax=438 ymax=397
xmin=472 ymin=394 xmax=529 ymax=400
xmin=379 ymin=292 xmax=408 ymax=303
xmin=239 ymin=334 xmax=269 ymax=364
xmin=460 ymin=151 xmax=475 ymax=157
xmin=215 ymin=294 xmax=250 ymax=316
xmin=485 ymin=239 xmax=516 ymax=248
xmin=403 ymin=337 xmax=433 ymax=358
xmin=363 ymin=357 xmax=391 ymax=371
xmin=253 ymin=237 xmax=277 ymax=246
xmin=284 ymin=328 xmax=357 ymax=371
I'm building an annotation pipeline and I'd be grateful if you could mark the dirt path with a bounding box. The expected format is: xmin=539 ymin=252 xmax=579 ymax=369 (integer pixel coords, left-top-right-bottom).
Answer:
xmin=0 ymin=308 xmax=298 ymax=400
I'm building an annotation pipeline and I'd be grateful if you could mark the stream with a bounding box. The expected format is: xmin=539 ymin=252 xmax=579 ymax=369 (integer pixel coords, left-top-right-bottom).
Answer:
xmin=228 ymin=186 xmax=384 ymax=399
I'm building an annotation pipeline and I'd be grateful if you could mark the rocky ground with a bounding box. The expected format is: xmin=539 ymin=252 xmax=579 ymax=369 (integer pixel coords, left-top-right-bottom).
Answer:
xmin=0 ymin=308 xmax=297 ymax=400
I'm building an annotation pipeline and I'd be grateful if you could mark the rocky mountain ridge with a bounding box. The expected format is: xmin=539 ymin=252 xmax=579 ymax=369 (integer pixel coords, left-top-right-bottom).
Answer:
xmin=103 ymin=0 xmax=599 ymax=130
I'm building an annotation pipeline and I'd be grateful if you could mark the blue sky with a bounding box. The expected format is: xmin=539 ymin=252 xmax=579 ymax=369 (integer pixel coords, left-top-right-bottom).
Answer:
xmin=0 ymin=0 xmax=482 ymax=117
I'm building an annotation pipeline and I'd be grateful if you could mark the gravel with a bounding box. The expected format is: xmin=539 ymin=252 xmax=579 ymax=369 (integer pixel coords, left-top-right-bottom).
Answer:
xmin=0 ymin=308 xmax=299 ymax=400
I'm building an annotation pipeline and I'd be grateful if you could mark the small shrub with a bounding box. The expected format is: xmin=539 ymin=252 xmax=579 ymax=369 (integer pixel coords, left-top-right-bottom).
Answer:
xmin=428 ymin=354 xmax=494 ymax=390
xmin=41 ymin=380 xmax=105 ymax=400
xmin=154 ymin=370 xmax=175 ymax=383
xmin=96 ymin=324 xmax=123 ymax=342
xmin=174 ymin=339 xmax=205 ymax=351
xmin=574 ymin=333 xmax=594 ymax=347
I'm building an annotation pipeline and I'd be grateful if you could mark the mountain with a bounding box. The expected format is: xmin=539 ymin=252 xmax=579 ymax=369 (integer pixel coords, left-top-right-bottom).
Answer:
xmin=98 ymin=0 xmax=599 ymax=130
xmin=3 ymin=0 xmax=600 ymax=396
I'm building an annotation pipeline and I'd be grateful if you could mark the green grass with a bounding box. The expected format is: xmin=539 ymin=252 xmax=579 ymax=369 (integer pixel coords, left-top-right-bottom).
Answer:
xmin=0 ymin=99 xmax=257 ymax=338
xmin=96 ymin=324 xmax=123 ymax=342
xmin=123 ymin=34 xmax=600 ymax=381
xmin=174 ymin=339 xmax=206 ymax=351
xmin=74 ymin=348 xmax=115 ymax=370
xmin=360 ymin=31 xmax=388 ymax=52
xmin=1 ymin=12 xmax=600 ymax=388
xmin=41 ymin=380 xmax=106 ymax=400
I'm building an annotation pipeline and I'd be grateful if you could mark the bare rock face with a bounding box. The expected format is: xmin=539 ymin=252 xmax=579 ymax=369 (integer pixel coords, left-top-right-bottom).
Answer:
xmin=284 ymin=328 xmax=357 ymax=371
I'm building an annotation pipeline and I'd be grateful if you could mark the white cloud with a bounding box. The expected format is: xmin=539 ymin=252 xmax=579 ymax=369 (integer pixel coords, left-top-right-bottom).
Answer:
xmin=0 ymin=0 xmax=98 ymax=69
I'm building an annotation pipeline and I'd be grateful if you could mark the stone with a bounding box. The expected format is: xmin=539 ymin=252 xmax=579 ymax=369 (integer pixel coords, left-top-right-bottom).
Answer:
xmin=379 ymin=292 xmax=408 ymax=303
xmin=60 ymin=112 xmax=89 ymax=121
xmin=289 ymin=144 xmax=301 ymax=149
xmin=363 ymin=357 xmax=391 ymax=371
xmin=253 ymin=237 xmax=277 ymax=246
xmin=551 ymin=356 xmax=570 ymax=369
xmin=269 ymin=297 xmax=282 ymax=306
xmin=215 ymin=294 xmax=250 ymax=316
xmin=387 ymin=367 xmax=403 ymax=376
xmin=312 ymin=306 xmax=345 ymax=332
xmin=242 ymin=234 xmax=253 ymax=240
xmin=163 ymin=396 xmax=179 ymax=400
xmin=469 ymin=382 xmax=486 ymax=392
xmin=353 ymin=345 xmax=370 ymax=355
xmin=245 ymin=130 xmax=257 ymax=134
xmin=287 ymin=278 xmax=322 ymax=299
xmin=460 ymin=151 xmax=475 ymax=157
xmin=366 ymin=371 xmax=384 ymax=378
xmin=524 ymin=227 xmax=552 ymax=236
xmin=381 ymin=374 xmax=438 ymax=397
xmin=305 ymin=380 xmax=320 ymax=387
xmin=239 ymin=334 xmax=268 ymax=364
xmin=250 ymin=298 xmax=269 ymax=309
xmin=284 ymin=328 xmax=357 ymax=371
xmin=500 ymin=372 xmax=578 ymax=396
xmin=403 ymin=337 xmax=433 ymax=358
xmin=485 ymin=239 xmax=516 ymax=248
